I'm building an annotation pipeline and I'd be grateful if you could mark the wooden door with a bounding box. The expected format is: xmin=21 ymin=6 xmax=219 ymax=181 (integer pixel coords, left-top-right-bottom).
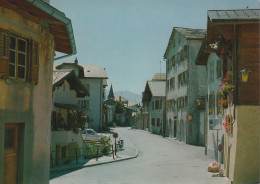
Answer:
xmin=3 ymin=124 xmax=19 ymax=184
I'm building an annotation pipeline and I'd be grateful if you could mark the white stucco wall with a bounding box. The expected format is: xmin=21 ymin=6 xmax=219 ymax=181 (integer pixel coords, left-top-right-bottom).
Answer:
xmin=80 ymin=78 xmax=103 ymax=131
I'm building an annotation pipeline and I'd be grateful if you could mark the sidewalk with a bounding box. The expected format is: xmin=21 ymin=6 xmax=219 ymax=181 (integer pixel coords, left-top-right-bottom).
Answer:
xmin=50 ymin=133 xmax=138 ymax=173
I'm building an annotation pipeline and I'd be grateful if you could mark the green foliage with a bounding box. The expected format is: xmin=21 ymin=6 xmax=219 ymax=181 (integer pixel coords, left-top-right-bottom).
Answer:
xmin=85 ymin=136 xmax=112 ymax=156
xmin=115 ymin=101 xmax=124 ymax=114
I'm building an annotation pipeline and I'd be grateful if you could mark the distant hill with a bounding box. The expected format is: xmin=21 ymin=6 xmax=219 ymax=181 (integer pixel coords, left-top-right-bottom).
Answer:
xmin=105 ymin=90 xmax=142 ymax=103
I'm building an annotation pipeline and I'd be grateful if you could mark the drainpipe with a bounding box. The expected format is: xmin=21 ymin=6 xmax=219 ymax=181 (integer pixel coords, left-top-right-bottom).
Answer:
xmin=26 ymin=0 xmax=77 ymax=61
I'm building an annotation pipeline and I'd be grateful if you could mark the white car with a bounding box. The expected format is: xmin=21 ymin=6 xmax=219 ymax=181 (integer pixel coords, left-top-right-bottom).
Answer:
xmin=81 ymin=129 xmax=102 ymax=141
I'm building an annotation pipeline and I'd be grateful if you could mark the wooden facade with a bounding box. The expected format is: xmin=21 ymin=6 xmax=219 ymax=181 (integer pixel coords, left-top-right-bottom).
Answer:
xmin=207 ymin=22 xmax=259 ymax=106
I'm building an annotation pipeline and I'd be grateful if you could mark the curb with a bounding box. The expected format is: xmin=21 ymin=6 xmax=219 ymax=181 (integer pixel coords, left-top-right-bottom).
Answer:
xmin=50 ymin=147 xmax=139 ymax=174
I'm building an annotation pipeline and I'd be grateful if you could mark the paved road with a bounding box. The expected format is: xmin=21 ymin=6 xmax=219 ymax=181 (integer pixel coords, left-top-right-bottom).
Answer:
xmin=50 ymin=127 xmax=229 ymax=184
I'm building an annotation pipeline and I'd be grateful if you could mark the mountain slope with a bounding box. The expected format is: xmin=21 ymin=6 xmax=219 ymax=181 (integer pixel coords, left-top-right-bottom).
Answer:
xmin=105 ymin=90 xmax=142 ymax=103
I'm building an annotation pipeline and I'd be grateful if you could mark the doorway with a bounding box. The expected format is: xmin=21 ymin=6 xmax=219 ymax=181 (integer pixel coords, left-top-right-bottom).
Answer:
xmin=3 ymin=123 xmax=19 ymax=184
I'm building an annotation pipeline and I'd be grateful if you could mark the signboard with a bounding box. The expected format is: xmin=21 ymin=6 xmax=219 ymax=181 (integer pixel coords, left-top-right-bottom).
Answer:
xmin=186 ymin=114 xmax=193 ymax=121
xmin=218 ymin=144 xmax=223 ymax=152
xmin=113 ymin=132 xmax=119 ymax=138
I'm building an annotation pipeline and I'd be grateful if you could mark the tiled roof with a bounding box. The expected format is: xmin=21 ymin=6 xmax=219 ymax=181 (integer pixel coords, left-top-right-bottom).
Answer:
xmin=148 ymin=81 xmax=166 ymax=97
xmin=81 ymin=64 xmax=108 ymax=79
xmin=152 ymin=73 xmax=166 ymax=81
xmin=53 ymin=69 xmax=73 ymax=84
xmin=175 ymin=27 xmax=206 ymax=40
xmin=208 ymin=9 xmax=260 ymax=22
xmin=164 ymin=27 xmax=206 ymax=58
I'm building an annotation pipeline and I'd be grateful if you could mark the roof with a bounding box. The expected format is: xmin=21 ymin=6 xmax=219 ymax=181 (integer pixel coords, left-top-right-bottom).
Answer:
xmin=53 ymin=69 xmax=89 ymax=97
xmin=164 ymin=27 xmax=206 ymax=58
xmin=115 ymin=96 xmax=128 ymax=102
xmin=147 ymin=81 xmax=166 ymax=97
xmin=152 ymin=73 xmax=166 ymax=81
xmin=108 ymin=84 xmax=115 ymax=99
xmin=208 ymin=9 xmax=260 ymax=24
xmin=175 ymin=27 xmax=206 ymax=40
xmin=53 ymin=69 xmax=73 ymax=84
xmin=81 ymin=64 xmax=108 ymax=79
xmin=1 ymin=0 xmax=76 ymax=55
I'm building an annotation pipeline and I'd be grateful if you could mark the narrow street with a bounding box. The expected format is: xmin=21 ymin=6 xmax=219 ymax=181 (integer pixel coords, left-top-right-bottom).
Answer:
xmin=50 ymin=127 xmax=229 ymax=184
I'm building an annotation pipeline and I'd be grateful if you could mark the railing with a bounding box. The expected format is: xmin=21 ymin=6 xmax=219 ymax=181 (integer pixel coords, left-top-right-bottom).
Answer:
xmin=50 ymin=140 xmax=124 ymax=167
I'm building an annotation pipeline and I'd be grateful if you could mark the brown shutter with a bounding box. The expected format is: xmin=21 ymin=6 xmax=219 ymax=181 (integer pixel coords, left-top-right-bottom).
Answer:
xmin=0 ymin=31 xmax=9 ymax=78
xmin=30 ymin=40 xmax=39 ymax=84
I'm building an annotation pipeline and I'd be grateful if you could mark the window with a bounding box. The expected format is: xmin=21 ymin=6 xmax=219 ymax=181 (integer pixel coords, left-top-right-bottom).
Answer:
xmin=155 ymin=100 xmax=159 ymax=109
xmin=216 ymin=93 xmax=223 ymax=114
xmin=166 ymin=80 xmax=169 ymax=91
xmin=86 ymin=100 xmax=90 ymax=109
xmin=170 ymin=77 xmax=175 ymax=90
xmin=209 ymin=63 xmax=214 ymax=82
xmin=216 ymin=59 xmax=222 ymax=79
xmin=152 ymin=118 xmax=155 ymax=126
xmin=61 ymin=146 xmax=66 ymax=159
xmin=9 ymin=36 xmax=27 ymax=79
xmin=152 ymin=102 xmax=154 ymax=110
xmin=157 ymin=118 xmax=160 ymax=127
xmin=4 ymin=128 xmax=15 ymax=149
xmin=209 ymin=94 xmax=215 ymax=115
xmin=0 ymin=29 xmax=39 ymax=83
xmin=184 ymin=96 xmax=188 ymax=107
xmin=172 ymin=55 xmax=175 ymax=68
xmin=78 ymin=100 xmax=86 ymax=108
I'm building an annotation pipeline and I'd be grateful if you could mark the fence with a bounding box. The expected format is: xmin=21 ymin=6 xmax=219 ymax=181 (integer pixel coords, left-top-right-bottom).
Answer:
xmin=50 ymin=140 xmax=124 ymax=167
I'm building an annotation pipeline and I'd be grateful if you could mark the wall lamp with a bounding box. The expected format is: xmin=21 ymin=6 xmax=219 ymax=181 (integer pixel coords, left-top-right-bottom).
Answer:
xmin=196 ymin=96 xmax=207 ymax=107
xmin=240 ymin=60 xmax=251 ymax=84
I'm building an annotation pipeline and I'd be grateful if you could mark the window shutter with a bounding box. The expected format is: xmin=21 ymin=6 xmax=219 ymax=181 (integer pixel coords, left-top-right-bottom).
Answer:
xmin=0 ymin=31 xmax=9 ymax=78
xmin=30 ymin=40 xmax=39 ymax=84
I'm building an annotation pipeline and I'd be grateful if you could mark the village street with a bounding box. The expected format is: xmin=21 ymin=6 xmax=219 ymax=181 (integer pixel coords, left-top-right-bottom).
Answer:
xmin=50 ymin=127 xmax=229 ymax=184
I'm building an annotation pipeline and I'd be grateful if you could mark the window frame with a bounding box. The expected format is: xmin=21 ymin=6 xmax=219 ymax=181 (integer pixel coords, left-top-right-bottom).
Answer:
xmin=9 ymin=35 xmax=28 ymax=80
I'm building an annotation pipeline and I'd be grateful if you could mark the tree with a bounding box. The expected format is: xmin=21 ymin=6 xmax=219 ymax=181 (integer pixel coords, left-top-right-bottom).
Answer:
xmin=115 ymin=101 xmax=124 ymax=114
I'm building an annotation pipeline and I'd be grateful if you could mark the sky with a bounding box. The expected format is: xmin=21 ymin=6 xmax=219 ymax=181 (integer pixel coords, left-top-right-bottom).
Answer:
xmin=51 ymin=0 xmax=259 ymax=95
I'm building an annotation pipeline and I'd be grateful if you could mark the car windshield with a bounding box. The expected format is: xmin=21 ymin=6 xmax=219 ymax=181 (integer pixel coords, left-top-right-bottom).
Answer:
xmin=87 ymin=130 xmax=97 ymax=135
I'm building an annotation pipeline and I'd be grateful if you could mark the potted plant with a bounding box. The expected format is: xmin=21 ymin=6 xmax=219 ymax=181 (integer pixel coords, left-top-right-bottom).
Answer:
xmin=209 ymin=34 xmax=232 ymax=58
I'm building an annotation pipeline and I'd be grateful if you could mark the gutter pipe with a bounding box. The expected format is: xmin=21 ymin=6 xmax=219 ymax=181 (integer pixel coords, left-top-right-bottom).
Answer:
xmin=26 ymin=0 xmax=77 ymax=61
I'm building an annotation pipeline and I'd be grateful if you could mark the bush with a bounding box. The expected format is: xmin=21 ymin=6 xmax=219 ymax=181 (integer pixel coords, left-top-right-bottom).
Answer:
xmin=85 ymin=137 xmax=112 ymax=157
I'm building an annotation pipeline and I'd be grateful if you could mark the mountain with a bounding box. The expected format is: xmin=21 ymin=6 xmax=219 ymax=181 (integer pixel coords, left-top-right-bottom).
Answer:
xmin=105 ymin=90 xmax=142 ymax=103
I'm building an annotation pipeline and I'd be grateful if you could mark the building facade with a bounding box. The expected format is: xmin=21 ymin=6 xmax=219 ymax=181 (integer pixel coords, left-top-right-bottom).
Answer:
xmin=142 ymin=74 xmax=166 ymax=135
xmin=56 ymin=59 xmax=108 ymax=131
xmin=196 ymin=9 xmax=260 ymax=184
xmin=0 ymin=1 xmax=76 ymax=183
xmin=164 ymin=27 xmax=206 ymax=145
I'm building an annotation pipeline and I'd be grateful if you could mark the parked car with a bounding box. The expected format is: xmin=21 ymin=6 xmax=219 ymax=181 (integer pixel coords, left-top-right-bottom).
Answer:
xmin=81 ymin=129 xmax=102 ymax=141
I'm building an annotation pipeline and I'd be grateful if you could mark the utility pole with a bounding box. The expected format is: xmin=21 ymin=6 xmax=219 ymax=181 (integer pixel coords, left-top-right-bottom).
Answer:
xmin=160 ymin=60 xmax=162 ymax=79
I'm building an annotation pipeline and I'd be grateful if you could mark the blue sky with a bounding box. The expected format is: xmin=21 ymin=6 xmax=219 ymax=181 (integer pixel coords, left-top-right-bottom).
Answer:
xmin=51 ymin=0 xmax=259 ymax=95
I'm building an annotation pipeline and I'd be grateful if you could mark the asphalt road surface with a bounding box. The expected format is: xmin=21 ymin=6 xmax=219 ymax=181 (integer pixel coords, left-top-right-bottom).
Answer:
xmin=50 ymin=127 xmax=229 ymax=184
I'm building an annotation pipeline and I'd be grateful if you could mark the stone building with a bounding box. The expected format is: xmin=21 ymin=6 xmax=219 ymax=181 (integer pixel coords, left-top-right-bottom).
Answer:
xmin=0 ymin=0 xmax=76 ymax=183
xmin=164 ymin=27 xmax=206 ymax=145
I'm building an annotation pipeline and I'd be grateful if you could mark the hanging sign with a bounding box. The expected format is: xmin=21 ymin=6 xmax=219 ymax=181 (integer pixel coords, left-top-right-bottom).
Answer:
xmin=186 ymin=114 xmax=193 ymax=121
